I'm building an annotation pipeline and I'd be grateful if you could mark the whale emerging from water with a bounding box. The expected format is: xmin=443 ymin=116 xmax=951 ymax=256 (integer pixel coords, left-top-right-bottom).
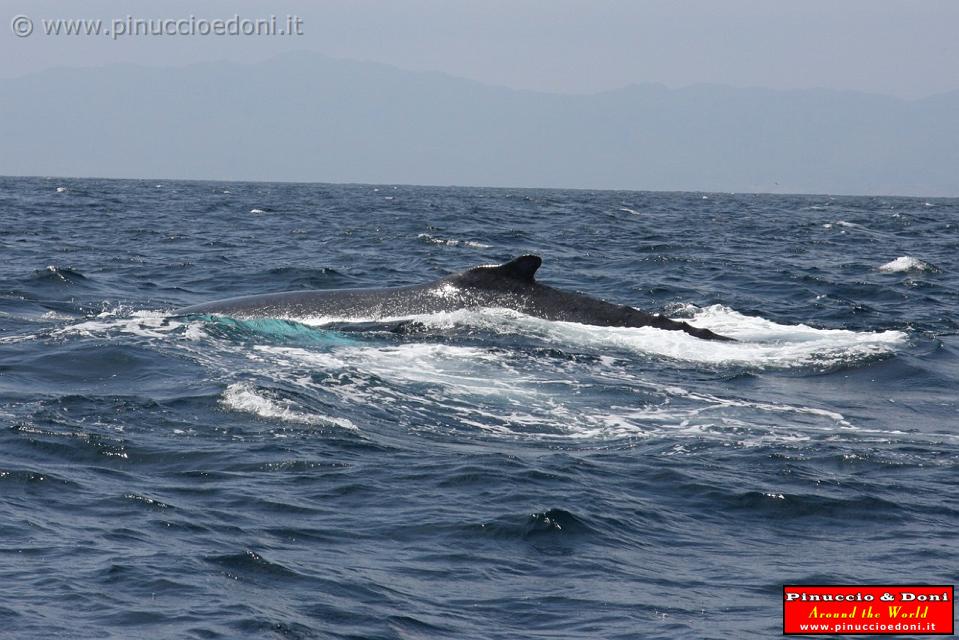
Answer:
xmin=178 ymin=255 xmax=733 ymax=341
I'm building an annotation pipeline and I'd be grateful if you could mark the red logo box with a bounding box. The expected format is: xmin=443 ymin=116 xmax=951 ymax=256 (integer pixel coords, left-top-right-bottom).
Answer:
xmin=783 ymin=585 xmax=954 ymax=635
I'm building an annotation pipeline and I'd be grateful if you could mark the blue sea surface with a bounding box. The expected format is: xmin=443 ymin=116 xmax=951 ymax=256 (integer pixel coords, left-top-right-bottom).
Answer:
xmin=1 ymin=177 xmax=957 ymax=639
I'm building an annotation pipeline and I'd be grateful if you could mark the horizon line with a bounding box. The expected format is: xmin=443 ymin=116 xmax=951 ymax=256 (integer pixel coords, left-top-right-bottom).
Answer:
xmin=3 ymin=173 xmax=955 ymax=201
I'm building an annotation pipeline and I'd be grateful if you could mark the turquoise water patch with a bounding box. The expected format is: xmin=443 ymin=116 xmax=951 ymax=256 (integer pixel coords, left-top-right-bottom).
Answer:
xmin=196 ymin=315 xmax=356 ymax=346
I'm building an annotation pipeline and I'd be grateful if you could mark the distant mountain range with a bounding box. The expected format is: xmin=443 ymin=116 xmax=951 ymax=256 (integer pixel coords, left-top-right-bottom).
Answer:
xmin=2 ymin=52 xmax=957 ymax=196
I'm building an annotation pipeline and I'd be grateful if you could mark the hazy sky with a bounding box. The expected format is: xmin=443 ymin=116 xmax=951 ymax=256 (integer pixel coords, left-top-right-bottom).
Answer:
xmin=3 ymin=0 xmax=958 ymax=98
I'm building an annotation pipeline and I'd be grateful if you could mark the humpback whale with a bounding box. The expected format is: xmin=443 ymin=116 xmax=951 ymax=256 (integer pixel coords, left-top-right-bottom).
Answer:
xmin=178 ymin=255 xmax=733 ymax=341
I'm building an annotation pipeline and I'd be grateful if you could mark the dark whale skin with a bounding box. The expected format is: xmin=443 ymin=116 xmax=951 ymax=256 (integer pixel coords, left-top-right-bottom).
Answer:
xmin=177 ymin=255 xmax=734 ymax=341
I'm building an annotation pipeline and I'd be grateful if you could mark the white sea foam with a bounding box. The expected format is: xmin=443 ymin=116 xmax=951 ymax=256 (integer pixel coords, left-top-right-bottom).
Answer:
xmin=242 ymin=306 xmax=911 ymax=442
xmin=417 ymin=233 xmax=491 ymax=249
xmin=56 ymin=303 xmax=907 ymax=375
xmin=44 ymin=305 xmax=912 ymax=443
xmin=878 ymin=256 xmax=933 ymax=273
xmin=823 ymin=220 xmax=890 ymax=238
xmin=55 ymin=186 xmax=67 ymax=193
xmin=221 ymin=382 xmax=356 ymax=429
xmin=246 ymin=341 xmax=866 ymax=442
xmin=249 ymin=342 xmax=605 ymax=435
xmin=54 ymin=310 xmax=188 ymax=339
xmin=41 ymin=310 xmax=72 ymax=320
xmin=249 ymin=208 xmax=266 ymax=214
xmin=255 ymin=343 xmax=513 ymax=396
xmin=825 ymin=220 xmax=860 ymax=233
xmin=294 ymin=305 xmax=905 ymax=369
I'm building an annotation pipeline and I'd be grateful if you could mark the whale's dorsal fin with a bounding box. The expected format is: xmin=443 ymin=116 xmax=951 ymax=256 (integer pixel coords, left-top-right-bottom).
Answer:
xmin=494 ymin=255 xmax=542 ymax=283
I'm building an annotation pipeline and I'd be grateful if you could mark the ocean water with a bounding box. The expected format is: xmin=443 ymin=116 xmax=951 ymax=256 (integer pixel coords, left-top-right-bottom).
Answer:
xmin=1 ymin=176 xmax=957 ymax=639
